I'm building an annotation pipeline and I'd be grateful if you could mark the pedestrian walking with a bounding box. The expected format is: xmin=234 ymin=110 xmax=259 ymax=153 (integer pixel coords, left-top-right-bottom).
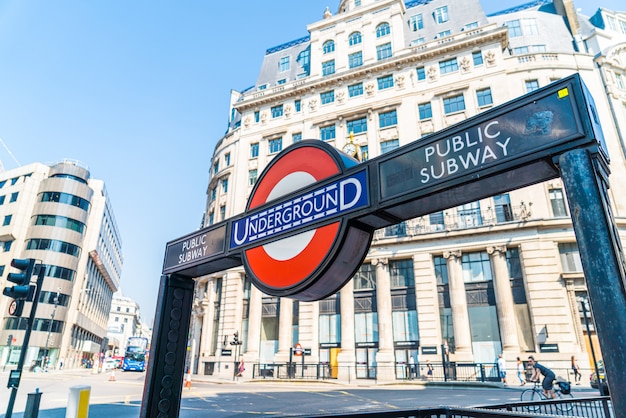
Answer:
xmin=517 ymin=357 xmax=525 ymax=385
xmin=571 ymin=355 xmax=582 ymax=384
xmin=497 ymin=354 xmax=507 ymax=384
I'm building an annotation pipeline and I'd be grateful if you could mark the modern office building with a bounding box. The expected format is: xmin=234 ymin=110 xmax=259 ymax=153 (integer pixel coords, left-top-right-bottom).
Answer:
xmin=0 ymin=160 xmax=123 ymax=370
xmin=190 ymin=0 xmax=626 ymax=381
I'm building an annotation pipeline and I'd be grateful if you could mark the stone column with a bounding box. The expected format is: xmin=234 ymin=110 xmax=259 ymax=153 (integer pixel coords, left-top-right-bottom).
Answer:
xmin=337 ymin=280 xmax=356 ymax=382
xmin=274 ymin=297 xmax=294 ymax=363
xmin=444 ymin=250 xmax=472 ymax=359
xmin=373 ymin=258 xmax=395 ymax=382
xmin=487 ymin=246 xmax=520 ymax=354
xmin=244 ymin=284 xmax=262 ymax=368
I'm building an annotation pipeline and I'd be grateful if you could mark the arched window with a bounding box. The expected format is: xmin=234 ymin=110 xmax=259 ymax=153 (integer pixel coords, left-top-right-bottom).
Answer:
xmin=323 ymin=40 xmax=335 ymax=54
xmin=348 ymin=31 xmax=362 ymax=46
xmin=376 ymin=22 xmax=391 ymax=38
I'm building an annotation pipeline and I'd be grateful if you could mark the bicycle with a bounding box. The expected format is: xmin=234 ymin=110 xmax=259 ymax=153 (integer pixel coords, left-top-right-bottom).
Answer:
xmin=520 ymin=380 xmax=574 ymax=412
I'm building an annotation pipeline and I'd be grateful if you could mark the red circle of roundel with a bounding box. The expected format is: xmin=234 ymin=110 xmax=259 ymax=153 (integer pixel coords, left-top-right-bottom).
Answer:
xmin=245 ymin=145 xmax=342 ymax=290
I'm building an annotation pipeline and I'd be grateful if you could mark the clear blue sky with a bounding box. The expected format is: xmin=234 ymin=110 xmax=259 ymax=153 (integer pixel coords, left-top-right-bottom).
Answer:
xmin=0 ymin=0 xmax=620 ymax=326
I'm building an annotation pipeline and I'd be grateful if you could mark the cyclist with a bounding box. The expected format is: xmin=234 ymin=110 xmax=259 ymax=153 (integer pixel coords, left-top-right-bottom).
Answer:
xmin=528 ymin=356 xmax=556 ymax=399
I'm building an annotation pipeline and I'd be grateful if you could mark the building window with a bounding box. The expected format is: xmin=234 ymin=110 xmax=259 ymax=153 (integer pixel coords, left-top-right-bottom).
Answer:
xmin=271 ymin=105 xmax=284 ymax=118
xmin=0 ymin=180 xmax=5 ymax=188
xmin=412 ymin=37 xmax=425 ymax=46
xmin=268 ymin=137 xmax=283 ymax=154
xmin=410 ymin=14 xmax=423 ymax=31
xmin=295 ymin=99 xmax=301 ymax=112
xmin=494 ymin=194 xmax=513 ymax=222
xmin=439 ymin=58 xmax=458 ymax=74
xmin=443 ymin=94 xmax=465 ymax=114
xmin=320 ymin=90 xmax=335 ymax=105
xmin=292 ymin=132 xmax=302 ymax=143
xmin=10 ymin=192 xmax=18 ymax=203
xmin=361 ymin=145 xmax=369 ymax=161
xmin=210 ymin=188 xmax=216 ymax=201
xmin=220 ymin=205 xmax=226 ymax=221
xmin=525 ymin=80 xmax=540 ymax=92
xmin=116 ymin=306 xmax=121 ymax=312
xmin=3 ymin=241 xmax=12 ymax=252
xmin=279 ymin=56 xmax=290 ymax=72
xmin=376 ymin=22 xmax=390 ymax=38
xmin=34 ymin=214 xmax=86 ymax=234
xmin=379 ymin=110 xmax=397 ymax=128
xmin=322 ymin=60 xmax=335 ymax=76
xmin=457 ymin=201 xmax=482 ymax=228
xmin=355 ymin=0 xmax=361 ymax=6
xmin=347 ymin=117 xmax=367 ymax=134
xmin=348 ymin=51 xmax=363 ymax=68
xmin=348 ymin=82 xmax=363 ymax=97
xmin=224 ymin=153 xmax=230 ymax=166
xmin=248 ymin=169 xmax=258 ymax=186
xmin=377 ymin=74 xmax=394 ymax=90
xmin=430 ymin=211 xmax=444 ymax=231
xmin=380 ymin=139 xmax=399 ymax=154
xmin=0 ymin=196 xmax=5 ymax=205
xmin=213 ymin=162 xmax=219 ymax=175
xmin=221 ymin=178 xmax=228 ymax=193
xmin=40 ymin=192 xmax=89 ymax=211
xmin=476 ymin=88 xmax=493 ymax=107
xmin=438 ymin=30 xmax=451 ymax=38
xmin=559 ymin=242 xmax=583 ymax=272
xmin=349 ymin=31 xmax=362 ymax=46
xmin=250 ymin=143 xmax=259 ymax=158
xmin=472 ymin=51 xmax=483 ymax=66
xmin=320 ymin=125 xmax=336 ymax=141
xmin=254 ymin=111 xmax=260 ymax=123
xmin=418 ymin=102 xmax=432 ymax=120
xmin=507 ymin=20 xmax=522 ymax=37
xmin=26 ymin=238 xmax=81 ymax=257
xmin=390 ymin=259 xmax=415 ymax=288
xmin=416 ymin=66 xmax=426 ymax=80
xmin=354 ymin=263 xmax=376 ymax=290
xmin=462 ymin=251 xmax=493 ymax=282
xmin=323 ymin=40 xmax=335 ymax=54
xmin=208 ymin=212 xmax=214 ymax=225
xmin=549 ymin=188 xmax=568 ymax=217
xmin=3 ymin=215 xmax=11 ymax=226
xmin=522 ymin=18 xmax=539 ymax=35
xmin=615 ymin=73 xmax=624 ymax=90
xmin=277 ymin=79 xmax=286 ymax=85
xmin=464 ymin=21 xmax=479 ymax=30
xmin=435 ymin=6 xmax=449 ymax=24
xmin=376 ymin=43 xmax=392 ymax=61
xmin=258 ymin=84 xmax=267 ymax=91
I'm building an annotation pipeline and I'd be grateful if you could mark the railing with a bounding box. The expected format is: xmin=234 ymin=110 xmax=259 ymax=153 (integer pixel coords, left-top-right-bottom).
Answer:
xmin=375 ymin=203 xmax=534 ymax=239
xmin=295 ymin=405 xmax=591 ymax=417
xmin=482 ymin=396 xmax=613 ymax=417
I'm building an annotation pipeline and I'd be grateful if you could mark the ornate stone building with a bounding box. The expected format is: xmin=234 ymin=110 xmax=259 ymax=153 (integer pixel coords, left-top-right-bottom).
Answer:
xmin=191 ymin=0 xmax=626 ymax=381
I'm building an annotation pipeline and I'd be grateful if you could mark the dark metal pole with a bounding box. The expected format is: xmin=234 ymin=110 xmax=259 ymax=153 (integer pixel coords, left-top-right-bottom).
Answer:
xmin=559 ymin=149 xmax=626 ymax=415
xmin=5 ymin=263 xmax=45 ymax=418
xmin=580 ymin=299 xmax=604 ymax=396
xmin=140 ymin=274 xmax=194 ymax=418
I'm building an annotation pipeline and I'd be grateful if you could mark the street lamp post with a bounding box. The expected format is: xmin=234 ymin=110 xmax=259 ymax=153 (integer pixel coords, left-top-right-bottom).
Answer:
xmin=43 ymin=288 xmax=61 ymax=371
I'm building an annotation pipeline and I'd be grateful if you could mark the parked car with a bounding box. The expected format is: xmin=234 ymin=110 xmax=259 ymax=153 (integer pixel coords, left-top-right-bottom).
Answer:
xmin=103 ymin=358 xmax=119 ymax=371
xmin=589 ymin=360 xmax=609 ymax=395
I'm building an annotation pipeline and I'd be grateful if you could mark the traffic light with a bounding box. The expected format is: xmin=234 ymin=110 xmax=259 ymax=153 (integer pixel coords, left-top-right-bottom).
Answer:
xmin=231 ymin=331 xmax=241 ymax=346
xmin=6 ymin=334 xmax=12 ymax=347
xmin=3 ymin=258 xmax=36 ymax=317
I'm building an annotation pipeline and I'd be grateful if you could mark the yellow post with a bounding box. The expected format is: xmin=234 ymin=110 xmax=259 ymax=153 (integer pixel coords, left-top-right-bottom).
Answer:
xmin=67 ymin=385 xmax=91 ymax=418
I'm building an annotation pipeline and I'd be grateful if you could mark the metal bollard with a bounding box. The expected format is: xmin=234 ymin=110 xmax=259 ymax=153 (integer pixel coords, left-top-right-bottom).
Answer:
xmin=66 ymin=385 xmax=90 ymax=418
xmin=24 ymin=389 xmax=43 ymax=418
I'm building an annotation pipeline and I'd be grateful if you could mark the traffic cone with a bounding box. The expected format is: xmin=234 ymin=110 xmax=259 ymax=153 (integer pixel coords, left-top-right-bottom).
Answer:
xmin=109 ymin=369 xmax=116 ymax=382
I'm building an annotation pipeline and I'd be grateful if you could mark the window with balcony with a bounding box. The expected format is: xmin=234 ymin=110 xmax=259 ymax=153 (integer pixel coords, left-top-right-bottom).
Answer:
xmin=457 ymin=201 xmax=482 ymax=228
xmin=494 ymin=194 xmax=513 ymax=222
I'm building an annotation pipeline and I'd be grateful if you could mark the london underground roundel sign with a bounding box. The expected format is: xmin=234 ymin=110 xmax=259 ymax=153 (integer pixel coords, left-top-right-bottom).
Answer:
xmin=239 ymin=140 xmax=373 ymax=301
